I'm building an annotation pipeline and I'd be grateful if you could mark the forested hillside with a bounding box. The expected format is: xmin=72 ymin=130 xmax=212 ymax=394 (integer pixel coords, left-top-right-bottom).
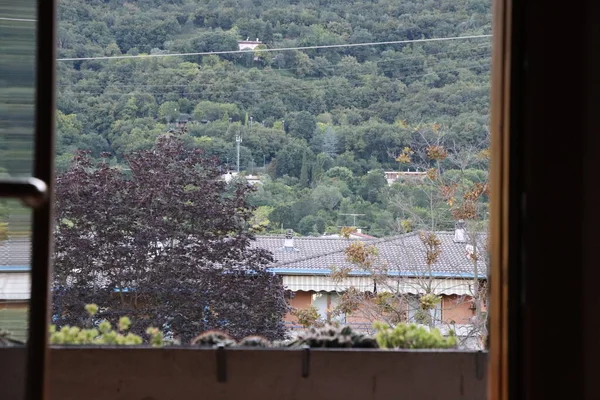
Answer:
xmin=55 ymin=0 xmax=492 ymax=237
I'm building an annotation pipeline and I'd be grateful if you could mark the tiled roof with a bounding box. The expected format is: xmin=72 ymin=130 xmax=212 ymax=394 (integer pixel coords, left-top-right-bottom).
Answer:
xmin=253 ymin=232 xmax=488 ymax=278
xmin=350 ymin=232 xmax=377 ymax=239
xmin=0 ymin=232 xmax=488 ymax=279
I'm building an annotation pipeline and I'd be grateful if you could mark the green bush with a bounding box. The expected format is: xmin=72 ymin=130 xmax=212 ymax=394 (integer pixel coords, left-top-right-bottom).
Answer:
xmin=373 ymin=321 xmax=458 ymax=349
xmin=46 ymin=304 xmax=456 ymax=350
xmin=49 ymin=304 xmax=164 ymax=346
xmin=291 ymin=305 xmax=322 ymax=328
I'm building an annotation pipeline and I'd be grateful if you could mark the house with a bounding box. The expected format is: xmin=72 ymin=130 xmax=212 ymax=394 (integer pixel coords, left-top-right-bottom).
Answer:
xmin=237 ymin=39 xmax=262 ymax=51
xmin=221 ymin=172 xmax=263 ymax=185
xmin=251 ymin=227 xmax=488 ymax=347
xmin=384 ymin=170 xmax=427 ymax=185
xmin=320 ymin=228 xmax=377 ymax=240
xmin=243 ymin=174 xmax=263 ymax=185
xmin=0 ymin=227 xmax=487 ymax=347
xmin=0 ymin=238 xmax=30 ymax=342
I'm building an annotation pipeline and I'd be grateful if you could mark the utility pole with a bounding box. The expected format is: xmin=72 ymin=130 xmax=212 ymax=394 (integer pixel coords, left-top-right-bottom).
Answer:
xmin=236 ymin=130 xmax=242 ymax=173
xmin=340 ymin=213 xmax=365 ymax=227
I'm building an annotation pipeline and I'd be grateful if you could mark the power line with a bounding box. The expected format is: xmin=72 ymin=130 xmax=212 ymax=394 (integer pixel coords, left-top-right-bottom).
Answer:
xmin=57 ymin=34 xmax=492 ymax=62
xmin=59 ymin=62 xmax=490 ymax=98
xmin=57 ymin=44 xmax=491 ymax=88
xmin=57 ymin=54 xmax=491 ymax=93
xmin=59 ymin=62 xmax=491 ymax=97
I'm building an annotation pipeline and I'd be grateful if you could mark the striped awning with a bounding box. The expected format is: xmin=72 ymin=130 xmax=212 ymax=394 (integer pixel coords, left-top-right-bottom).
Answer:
xmin=282 ymin=275 xmax=475 ymax=296
xmin=0 ymin=272 xmax=476 ymax=300
xmin=0 ymin=273 xmax=30 ymax=300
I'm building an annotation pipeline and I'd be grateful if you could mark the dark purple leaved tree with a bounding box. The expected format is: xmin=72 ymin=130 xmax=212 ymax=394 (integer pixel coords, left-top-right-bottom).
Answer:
xmin=52 ymin=135 xmax=289 ymax=342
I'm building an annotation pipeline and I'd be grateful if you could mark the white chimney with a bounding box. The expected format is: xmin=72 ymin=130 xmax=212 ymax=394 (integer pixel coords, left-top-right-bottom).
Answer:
xmin=283 ymin=229 xmax=295 ymax=249
xmin=454 ymin=219 xmax=466 ymax=243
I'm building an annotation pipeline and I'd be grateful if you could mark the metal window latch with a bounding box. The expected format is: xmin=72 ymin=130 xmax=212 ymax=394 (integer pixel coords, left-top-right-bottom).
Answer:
xmin=301 ymin=347 xmax=310 ymax=378
xmin=0 ymin=177 xmax=48 ymax=208
xmin=216 ymin=345 xmax=227 ymax=383
xmin=475 ymin=350 xmax=485 ymax=381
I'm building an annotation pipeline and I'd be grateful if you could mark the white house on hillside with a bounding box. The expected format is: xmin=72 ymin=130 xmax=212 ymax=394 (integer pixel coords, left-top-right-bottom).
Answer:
xmin=237 ymin=39 xmax=262 ymax=51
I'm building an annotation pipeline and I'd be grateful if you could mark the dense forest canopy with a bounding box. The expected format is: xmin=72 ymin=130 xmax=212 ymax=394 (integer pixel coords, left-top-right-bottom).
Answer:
xmin=54 ymin=0 xmax=492 ymax=237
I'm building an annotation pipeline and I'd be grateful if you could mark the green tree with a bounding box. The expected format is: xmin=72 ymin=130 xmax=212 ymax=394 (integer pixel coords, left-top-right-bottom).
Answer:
xmin=269 ymin=204 xmax=295 ymax=231
xmin=299 ymin=151 xmax=311 ymax=188
xmin=311 ymin=152 xmax=333 ymax=186
xmin=56 ymin=110 xmax=83 ymax=153
xmin=158 ymin=101 xmax=180 ymax=123
xmin=321 ymin=126 xmax=339 ymax=157
xmin=325 ymin=166 xmax=355 ymax=185
xmin=285 ymin=111 xmax=317 ymax=142
xmin=358 ymin=169 xmax=388 ymax=203
xmin=275 ymin=140 xmax=309 ymax=178
xmin=250 ymin=206 xmax=274 ymax=233
xmin=311 ymin=185 xmax=343 ymax=211
xmin=193 ymin=101 xmax=241 ymax=122
xmin=297 ymin=215 xmax=326 ymax=236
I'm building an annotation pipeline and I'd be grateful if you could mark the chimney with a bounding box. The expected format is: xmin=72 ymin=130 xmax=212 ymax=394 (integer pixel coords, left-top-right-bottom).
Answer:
xmin=454 ymin=219 xmax=466 ymax=243
xmin=283 ymin=229 xmax=295 ymax=250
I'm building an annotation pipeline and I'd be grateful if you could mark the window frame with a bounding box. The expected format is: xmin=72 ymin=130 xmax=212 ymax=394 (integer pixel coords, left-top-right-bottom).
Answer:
xmin=26 ymin=0 xmax=56 ymax=396
xmin=0 ymin=0 xmax=55 ymax=398
xmin=0 ymin=0 xmax=526 ymax=398
xmin=489 ymin=0 xmax=595 ymax=399
xmin=487 ymin=0 xmax=512 ymax=397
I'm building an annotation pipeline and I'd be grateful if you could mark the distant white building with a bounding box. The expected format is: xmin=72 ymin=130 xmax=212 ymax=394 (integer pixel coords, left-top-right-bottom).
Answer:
xmin=237 ymin=39 xmax=262 ymax=51
xmin=384 ymin=171 xmax=427 ymax=185
xmin=244 ymin=174 xmax=263 ymax=185
xmin=320 ymin=228 xmax=377 ymax=240
xmin=221 ymin=172 xmax=263 ymax=185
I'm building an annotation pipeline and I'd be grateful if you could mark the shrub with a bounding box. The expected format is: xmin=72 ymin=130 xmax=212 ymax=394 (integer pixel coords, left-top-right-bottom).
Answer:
xmin=291 ymin=305 xmax=323 ymax=328
xmin=286 ymin=324 xmax=378 ymax=348
xmin=190 ymin=330 xmax=236 ymax=347
xmin=419 ymin=293 xmax=441 ymax=310
xmin=238 ymin=335 xmax=271 ymax=347
xmin=46 ymin=304 xmax=456 ymax=350
xmin=48 ymin=304 xmax=164 ymax=346
xmin=373 ymin=321 xmax=458 ymax=349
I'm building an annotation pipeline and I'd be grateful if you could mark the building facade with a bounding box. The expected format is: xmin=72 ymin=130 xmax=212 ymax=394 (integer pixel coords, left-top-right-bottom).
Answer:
xmin=251 ymin=231 xmax=487 ymax=347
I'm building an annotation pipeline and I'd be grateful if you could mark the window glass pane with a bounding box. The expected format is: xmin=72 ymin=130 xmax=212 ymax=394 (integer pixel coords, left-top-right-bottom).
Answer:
xmin=51 ymin=0 xmax=491 ymax=351
xmin=0 ymin=0 xmax=36 ymax=348
xmin=0 ymin=0 xmax=36 ymax=176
